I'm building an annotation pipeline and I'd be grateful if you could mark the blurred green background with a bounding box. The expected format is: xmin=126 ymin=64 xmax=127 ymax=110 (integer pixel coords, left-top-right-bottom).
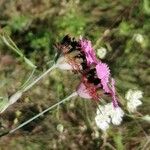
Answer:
xmin=0 ymin=0 xmax=149 ymax=149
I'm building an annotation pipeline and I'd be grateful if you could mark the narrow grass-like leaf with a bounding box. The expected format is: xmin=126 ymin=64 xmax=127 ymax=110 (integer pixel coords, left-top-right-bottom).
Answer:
xmin=0 ymin=32 xmax=37 ymax=69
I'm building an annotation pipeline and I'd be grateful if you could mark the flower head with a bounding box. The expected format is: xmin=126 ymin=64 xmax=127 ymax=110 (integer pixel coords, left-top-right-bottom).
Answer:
xmin=125 ymin=89 xmax=143 ymax=112
xmin=56 ymin=35 xmax=119 ymax=105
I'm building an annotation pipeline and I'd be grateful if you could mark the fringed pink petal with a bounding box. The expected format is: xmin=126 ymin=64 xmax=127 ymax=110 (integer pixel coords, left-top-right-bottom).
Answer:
xmin=80 ymin=38 xmax=97 ymax=65
xmin=96 ymin=62 xmax=110 ymax=93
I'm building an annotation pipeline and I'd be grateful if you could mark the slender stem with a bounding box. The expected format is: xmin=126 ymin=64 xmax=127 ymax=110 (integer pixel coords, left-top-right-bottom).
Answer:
xmin=0 ymin=65 xmax=56 ymax=113
xmin=9 ymin=92 xmax=77 ymax=134
xmin=20 ymin=68 xmax=36 ymax=90
xmin=22 ymin=64 xmax=56 ymax=92
xmin=2 ymin=36 xmax=23 ymax=57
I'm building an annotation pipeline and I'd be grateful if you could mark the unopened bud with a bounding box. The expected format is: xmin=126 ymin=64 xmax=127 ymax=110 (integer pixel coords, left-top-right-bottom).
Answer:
xmin=9 ymin=91 xmax=22 ymax=105
xmin=57 ymin=124 xmax=64 ymax=133
xmin=97 ymin=47 xmax=107 ymax=59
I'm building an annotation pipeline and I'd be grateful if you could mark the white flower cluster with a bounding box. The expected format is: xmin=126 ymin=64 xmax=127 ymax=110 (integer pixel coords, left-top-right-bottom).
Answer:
xmin=125 ymin=89 xmax=143 ymax=112
xmin=95 ymin=103 xmax=124 ymax=131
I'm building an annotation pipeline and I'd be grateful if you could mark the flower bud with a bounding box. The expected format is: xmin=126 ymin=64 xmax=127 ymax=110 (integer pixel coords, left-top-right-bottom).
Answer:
xmin=9 ymin=91 xmax=22 ymax=105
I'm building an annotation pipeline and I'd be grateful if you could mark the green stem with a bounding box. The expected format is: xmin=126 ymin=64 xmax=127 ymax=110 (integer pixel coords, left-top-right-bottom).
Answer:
xmin=20 ymin=68 xmax=36 ymax=90
xmin=0 ymin=65 xmax=56 ymax=113
xmin=9 ymin=92 xmax=77 ymax=134
xmin=22 ymin=64 xmax=56 ymax=92
xmin=0 ymin=92 xmax=77 ymax=138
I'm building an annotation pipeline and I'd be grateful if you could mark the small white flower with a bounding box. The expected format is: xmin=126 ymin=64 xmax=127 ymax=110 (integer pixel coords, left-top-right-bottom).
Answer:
xmin=95 ymin=105 xmax=110 ymax=131
xmin=104 ymin=103 xmax=124 ymax=125
xmin=125 ymin=89 xmax=143 ymax=112
xmin=95 ymin=103 xmax=124 ymax=131
xmin=127 ymin=101 xmax=142 ymax=112
xmin=126 ymin=89 xmax=143 ymax=101
xmin=97 ymin=47 xmax=107 ymax=59
xmin=95 ymin=113 xmax=110 ymax=131
xmin=96 ymin=104 xmax=106 ymax=115
xmin=133 ymin=34 xmax=144 ymax=44
xmin=103 ymin=103 xmax=113 ymax=116
xmin=110 ymin=107 xmax=124 ymax=125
